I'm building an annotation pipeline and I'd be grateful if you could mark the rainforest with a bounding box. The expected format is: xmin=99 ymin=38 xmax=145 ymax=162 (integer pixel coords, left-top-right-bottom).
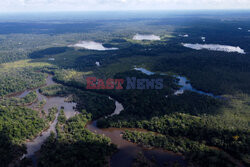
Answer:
xmin=0 ymin=10 xmax=249 ymax=167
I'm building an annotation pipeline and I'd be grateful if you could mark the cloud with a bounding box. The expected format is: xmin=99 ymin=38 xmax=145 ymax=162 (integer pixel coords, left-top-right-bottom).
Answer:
xmin=0 ymin=0 xmax=250 ymax=12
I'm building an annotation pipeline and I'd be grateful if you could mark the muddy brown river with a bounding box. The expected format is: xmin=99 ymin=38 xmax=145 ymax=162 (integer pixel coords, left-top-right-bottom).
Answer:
xmin=86 ymin=101 xmax=186 ymax=167
xmin=86 ymin=121 xmax=186 ymax=167
xmin=15 ymin=74 xmax=186 ymax=167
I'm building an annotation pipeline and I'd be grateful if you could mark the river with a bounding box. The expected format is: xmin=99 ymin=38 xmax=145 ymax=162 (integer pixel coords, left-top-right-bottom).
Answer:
xmin=134 ymin=67 xmax=221 ymax=98
xmin=86 ymin=121 xmax=186 ymax=167
xmin=16 ymin=73 xmax=186 ymax=167
xmin=17 ymin=75 xmax=77 ymax=166
xmin=86 ymin=100 xmax=186 ymax=167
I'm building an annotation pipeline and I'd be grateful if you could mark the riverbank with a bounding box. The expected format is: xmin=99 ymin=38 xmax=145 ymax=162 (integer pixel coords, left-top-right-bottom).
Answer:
xmin=8 ymin=74 xmax=78 ymax=167
xmin=86 ymin=99 xmax=186 ymax=167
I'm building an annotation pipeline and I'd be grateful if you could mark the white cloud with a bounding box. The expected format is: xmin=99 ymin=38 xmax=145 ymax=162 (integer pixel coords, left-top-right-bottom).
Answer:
xmin=182 ymin=43 xmax=246 ymax=54
xmin=0 ymin=0 xmax=250 ymax=12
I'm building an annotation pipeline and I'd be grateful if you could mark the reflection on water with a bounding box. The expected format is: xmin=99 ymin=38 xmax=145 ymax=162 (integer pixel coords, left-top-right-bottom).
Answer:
xmin=108 ymin=97 xmax=124 ymax=116
xmin=134 ymin=67 xmax=155 ymax=75
xmin=69 ymin=41 xmax=118 ymax=51
xmin=86 ymin=96 xmax=186 ymax=167
xmin=175 ymin=76 xmax=221 ymax=98
xmin=182 ymin=43 xmax=245 ymax=54
xmin=95 ymin=61 xmax=100 ymax=66
xmin=179 ymin=34 xmax=189 ymax=38
xmin=133 ymin=34 xmax=160 ymax=41
xmin=86 ymin=121 xmax=186 ymax=167
xmin=17 ymin=72 xmax=194 ymax=166
xmin=134 ymin=67 xmax=220 ymax=98
xmin=25 ymin=113 xmax=58 ymax=158
xmin=21 ymin=75 xmax=77 ymax=163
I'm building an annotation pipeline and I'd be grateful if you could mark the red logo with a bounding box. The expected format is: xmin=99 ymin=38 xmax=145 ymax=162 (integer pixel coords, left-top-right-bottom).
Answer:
xmin=86 ymin=77 xmax=124 ymax=90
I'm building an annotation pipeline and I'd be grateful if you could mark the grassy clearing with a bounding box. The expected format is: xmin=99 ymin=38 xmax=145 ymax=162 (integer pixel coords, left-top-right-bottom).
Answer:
xmin=0 ymin=59 xmax=52 ymax=70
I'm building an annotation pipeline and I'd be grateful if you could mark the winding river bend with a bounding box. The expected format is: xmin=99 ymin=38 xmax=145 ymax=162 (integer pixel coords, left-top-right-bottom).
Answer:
xmin=86 ymin=122 xmax=186 ymax=167
xmin=86 ymin=67 xmax=225 ymax=167
xmin=16 ymin=74 xmax=186 ymax=167
xmin=16 ymin=75 xmax=78 ymax=119
xmin=86 ymin=101 xmax=186 ymax=167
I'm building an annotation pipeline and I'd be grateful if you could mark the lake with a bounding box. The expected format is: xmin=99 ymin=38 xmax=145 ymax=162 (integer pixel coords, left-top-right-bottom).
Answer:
xmin=133 ymin=34 xmax=160 ymax=41
xmin=69 ymin=41 xmax=118 ymax=51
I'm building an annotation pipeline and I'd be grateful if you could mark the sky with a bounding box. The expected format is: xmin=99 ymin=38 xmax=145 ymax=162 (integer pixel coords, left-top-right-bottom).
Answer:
xmin=1 ymin=0 xmax=250 ymax=13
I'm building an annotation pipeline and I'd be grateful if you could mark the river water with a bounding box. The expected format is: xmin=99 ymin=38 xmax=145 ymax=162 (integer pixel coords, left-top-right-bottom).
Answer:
xmin=85 ymin=67 xmax=223 ymax=167
xmin=86 ymin=121 xmax=186 ymax=167
xmin=10 ymin=68 xmax=232 ymax=167
xmin=86 ymin=99 xmax=186 ymax=167
xmin=134 ymin=67 xmax=220 ymax=98
xmin=17 ymin=73 xmax=186 ymax=167
xmin=17 ymin=75 xmax=77 ymax=165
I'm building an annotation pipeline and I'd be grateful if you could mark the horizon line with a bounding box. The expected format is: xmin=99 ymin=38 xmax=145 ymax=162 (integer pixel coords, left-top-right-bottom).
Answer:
xmin=1 ymin=9 xmax=250 ymax=14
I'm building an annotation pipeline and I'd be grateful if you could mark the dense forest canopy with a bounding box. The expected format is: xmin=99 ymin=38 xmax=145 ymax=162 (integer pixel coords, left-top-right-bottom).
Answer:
xmin=0 ymin=11 xmax=249 ymax=167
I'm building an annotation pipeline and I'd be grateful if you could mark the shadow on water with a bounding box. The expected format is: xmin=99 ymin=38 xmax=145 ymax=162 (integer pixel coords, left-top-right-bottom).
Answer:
xmin=134 ymin=67 xmax=221 ymax=99
xmin=86 ymin=121 xmax=187 ymax=167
